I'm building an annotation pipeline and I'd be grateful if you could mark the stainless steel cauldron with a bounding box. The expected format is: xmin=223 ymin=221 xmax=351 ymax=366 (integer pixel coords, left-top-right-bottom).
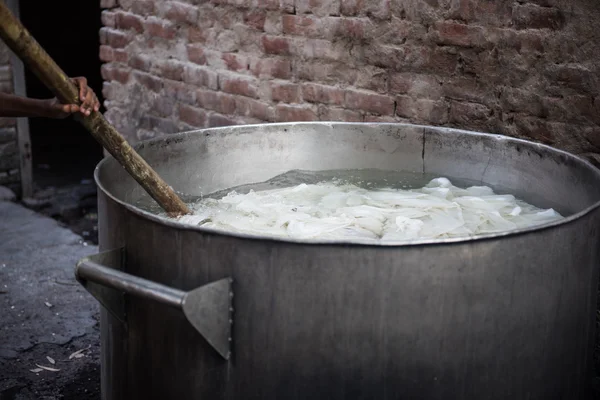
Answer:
xmin=76 ymin=122 xmax=600 ymax=400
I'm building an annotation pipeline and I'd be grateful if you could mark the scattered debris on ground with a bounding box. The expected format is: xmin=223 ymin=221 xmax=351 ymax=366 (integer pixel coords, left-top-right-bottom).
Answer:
xmin=0 ymin=200 xmax=100 ymax=399
xmin=20 ymin=180 xmax=99 ymax=245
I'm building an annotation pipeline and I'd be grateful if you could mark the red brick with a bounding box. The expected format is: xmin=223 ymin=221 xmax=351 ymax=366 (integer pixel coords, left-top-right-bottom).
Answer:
xmin=99 ymin=45 xmax=114 ymax=62
xmin=164 ymin=80 xmax=196 ymax=104
xmin=512 ymin=4 xmax=565 ymax=30
xmin=114 ymin=49 xmax=129 ymax=63
xmin=201 ymin=48 xmax=228 ymax=69
xmin=514 ymin=116 xmax=555 ymax=145
xmin=500 ymin=87 xmax=543 ymax=117
xmin=245 ymin=10 xmax=267 ymax=30
xmin=235 ymin=26 xmax=263 ymax=53
xmin=101 ymin=10 xmax=116 ymax=27
xmin=179 ymin=104 xmax=207 ymax=127
xmin=264 ymin=14 xmax=281 ymax=35
xmin=341 ymin=0 xmax=390 ymax=19
xmin=208 ymin=114 xmax=238 ymax=127
xmin=345 ymin=90 xmax=394 ymax=115
xmin=583 ymin=126 xmax=600 ymax=150
xmin=389 ymin=73 xmax=441 ymax=99
xmin=155 ymin=60 xmax=184 ymax=81
xmin=219 ymin=74 xmax=259 ymax=98
xmin=183 ymin=65 xmax=219 ymax=89
xmin=302 ymin=83 xmax=344 ymax=105
xmin=144 ymin=17 xmax=176 ymax=39
xmin=364 ymin=44 xmax=458 ymax=74
xmin=515 ymin=31 xmax=544 ymax=54
xmin=354 ymin=66 xmax=388 ymax=93
xmin=441 ymin=76 xmax=488 ymax=104
xmin=396 ymin=96 xmax=448 ymax=124
xmin=296 ymin=38 xmax=344 ymax=62
xmin=317 ymin=105 xmax=362 ymax=121
xmin=270 ymin=81 xmax=301 ymax=103
xmin=141 ymin=115 xmax=179 ymax=133
xmin=541 ymin=95 xmax=594 ymax=123
xmin=296 ymin=61 xmax=357 ymax=86
xmin=133 ymin=71 xmax=164 ymax=92
xmin=130 ymin=1 xmax=155 ymax=15
xmin=282 ymin=15 xmax=321 ymax=37
xmin=258 ymin=0 xmax=281 ymax=10
xmin=115 ymin=12 xmax=144 ymax=34
xmin=447 ymin=0 xmax=513 ymax=27
xmin=222 ymin=53 xmax=248 ymax=72
xmin=235 ymin=97 xmax=273 ymax=120
xmin=164 ymin=1 xmax=199 ymax=25
xmin=152 ymin=96 xmax=175 ymax=116
xmin=196 ymin=89 xmax=237 ymax=115
xmin=335 ymin=17 xmax=370 ymax=40
xmin=249 ymin=57 xmax=291 ymax=79
xmin=187 ymin=27 xmax=208 ymax=43
xmin=128 ymin=54 xmax=153 ymax=72
xmin=545 ymin=64 xmax=599 ymax=95
xmin=376 ymin=19 xmax=424 ymax=46
xmin=211 ymin=7 xmax=242 ymax=29
xmin=296 ymin=0 xmax=340 ymax=17
xmin=100 ymin=0 xmax=117 ymax=9
xmin=364 ymin=115 xmax=399 ymax=123
xmin=212 ymin=30 xmax=239 ymax=52
xmin=102 ymin=82 xmax=115 ymax=100
xmin=449 ymin=100 xmax=492 ymax=126
xmin=262 ymin=35 xmax=291 ymax=55
xmin=264 ymin=14 xmax=282 ymax=35
xmin=101 ymin=65 xmax=131 ymax=84
xmin=432 ymin=21 xmax=486 ymax=48
xmin=100 ymin=28 xmax=131 ymax=49
xmin=276 ymin=105 xmax=318 ymax=121
xmin=187 ymin=45 xmax=207 ymax=65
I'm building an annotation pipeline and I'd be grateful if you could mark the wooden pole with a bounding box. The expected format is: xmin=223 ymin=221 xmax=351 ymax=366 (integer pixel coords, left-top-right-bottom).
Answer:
xmin=0 ymin=1 xmax=191 ymax=217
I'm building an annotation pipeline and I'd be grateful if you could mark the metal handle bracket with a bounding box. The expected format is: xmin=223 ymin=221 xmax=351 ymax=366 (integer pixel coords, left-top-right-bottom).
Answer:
xmin=75 ymin=248 xmax=232 ymax=360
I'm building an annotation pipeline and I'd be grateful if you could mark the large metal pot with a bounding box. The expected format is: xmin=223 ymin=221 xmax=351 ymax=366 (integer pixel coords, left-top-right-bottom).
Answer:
xmin=76 ymin=122 xmax=600 ymax=399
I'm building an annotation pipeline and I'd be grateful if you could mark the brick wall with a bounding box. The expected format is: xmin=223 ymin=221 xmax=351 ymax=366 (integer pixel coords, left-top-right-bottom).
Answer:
xmin=99 ymin=0 xmax=600 ymax=166
xmin=0 ymin=40 xmax=20 ymax=193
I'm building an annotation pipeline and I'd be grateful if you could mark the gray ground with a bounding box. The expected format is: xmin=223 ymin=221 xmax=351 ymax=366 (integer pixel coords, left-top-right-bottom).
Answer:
xmin=0 ymin=199 xmax=101 ymax=400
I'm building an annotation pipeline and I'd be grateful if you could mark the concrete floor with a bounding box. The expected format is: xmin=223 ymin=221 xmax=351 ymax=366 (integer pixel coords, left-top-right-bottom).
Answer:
xmin=0 ymin=198 xmax=101 ymax=399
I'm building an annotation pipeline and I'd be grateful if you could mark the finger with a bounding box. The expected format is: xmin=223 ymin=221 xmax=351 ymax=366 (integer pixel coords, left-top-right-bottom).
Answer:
xmin=80 ymin=84 xmax=88 ymax=103
xmin=83 ymin=91 xmax=94 ymax=115
xmin=85 ymin=89 xmax=94 ymax=105
xmin=73 ymin=77 xmax=88 ymax=101
xmin=62 ymin=104 xmax=78 ymax=114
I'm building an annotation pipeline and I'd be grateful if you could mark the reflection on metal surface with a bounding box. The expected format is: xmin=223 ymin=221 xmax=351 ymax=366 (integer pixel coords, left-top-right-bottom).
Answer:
xmin=75 ymin=248 xmax=126 ymax=324
xmin=76 ymin=248 xmax=232 ymax=359
xmin=183 ymin=278 xmax=233 ymax=360
xmin=89 ymin=123 xmax=600 ymax=399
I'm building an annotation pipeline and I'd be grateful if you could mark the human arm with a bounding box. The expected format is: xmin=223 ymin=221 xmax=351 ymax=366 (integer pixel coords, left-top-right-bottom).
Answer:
xmin=0 ymin=76 xmax=100 ymax=119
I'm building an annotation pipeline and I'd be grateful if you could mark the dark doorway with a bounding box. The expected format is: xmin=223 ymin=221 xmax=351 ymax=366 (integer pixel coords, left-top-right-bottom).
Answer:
xmin=19 ymin=0 xmax=104 ymax=188
xmin=18 ymin=0 xmax=104 ymax=246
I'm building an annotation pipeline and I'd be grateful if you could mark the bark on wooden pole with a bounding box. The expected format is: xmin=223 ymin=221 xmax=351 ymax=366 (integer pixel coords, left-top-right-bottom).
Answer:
xmin=0 ymin=1 xmax=191 ymax=217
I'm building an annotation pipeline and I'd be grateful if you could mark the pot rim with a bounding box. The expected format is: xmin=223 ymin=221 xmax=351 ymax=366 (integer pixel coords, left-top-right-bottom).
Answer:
xmin=94 ymin=121 xmax=600 ymax=248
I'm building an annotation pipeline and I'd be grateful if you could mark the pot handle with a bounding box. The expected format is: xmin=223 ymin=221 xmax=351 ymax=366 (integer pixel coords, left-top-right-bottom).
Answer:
xmin=75 ymin=247 xmax=233 ymax=360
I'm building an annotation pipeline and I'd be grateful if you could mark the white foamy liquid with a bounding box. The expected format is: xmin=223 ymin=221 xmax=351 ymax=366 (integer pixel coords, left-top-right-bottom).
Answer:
xmin=168 ymin=171 xmax=563 ymax=243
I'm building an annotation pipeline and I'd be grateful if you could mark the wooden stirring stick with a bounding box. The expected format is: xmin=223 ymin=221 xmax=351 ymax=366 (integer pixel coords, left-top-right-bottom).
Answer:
xmin=0 ymin=2 xmax=191 ymax=217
